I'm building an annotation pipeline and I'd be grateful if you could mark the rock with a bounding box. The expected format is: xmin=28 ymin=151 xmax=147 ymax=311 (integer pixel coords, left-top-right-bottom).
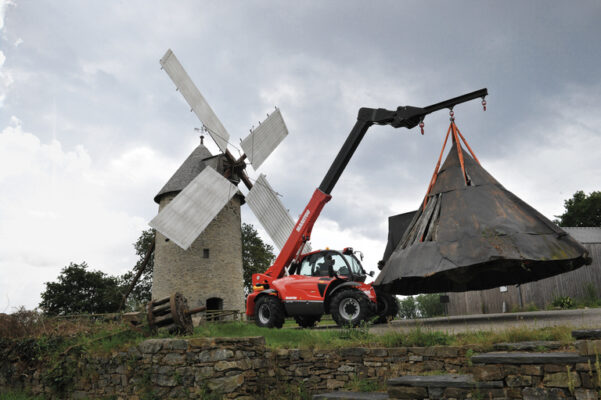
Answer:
xmin=162 ymin=340 xmax=188 ymax=351
xmin=574 ymin=388 xmax=599 ymax=400
xmin=578 ymin=340 xmax=601 ymax=356
xmin=207 ymin=373 xmax=244 ymax=393
xmin=471 ymin=365 xmax=504 ymax=381
xmin=326 ymin=379 xmax=345 ymax=390
xmin=506 ymin=374 xmax=533 ymax=387
xmin=543 ymin=371 xmax=581 ymax=388
xmin=162 ymin=353 xmax=186 ymax=365
xmin=522 ymin=387 xmax=571 ymax=400
xmin=138 ymin=339 xmax=164 ymax=354
xmin=198 ymin=349 xmax=234 ymax=362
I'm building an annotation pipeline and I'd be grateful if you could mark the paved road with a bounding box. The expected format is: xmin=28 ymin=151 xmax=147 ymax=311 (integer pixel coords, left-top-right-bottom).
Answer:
xmin=369 ymin=308 xmax=601 ymax=335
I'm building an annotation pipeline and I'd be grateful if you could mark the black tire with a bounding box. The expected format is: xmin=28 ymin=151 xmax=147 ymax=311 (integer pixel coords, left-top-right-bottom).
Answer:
xmin=329 ymin=289 xmax=372 ymax=327
xmin=294 ymin=315 xmax=322 ymax=328
xmin=254 ymin=296 xmax=285 ymax=329
xmin=374 ymin=291 xmax=399 ymax=324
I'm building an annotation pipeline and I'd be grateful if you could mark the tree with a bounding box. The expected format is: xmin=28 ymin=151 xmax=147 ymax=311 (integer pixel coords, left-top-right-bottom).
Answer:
xmin=39 ymin=262 xmax=122 ymax=315
xmin=241 ymin=223 xmax=275 ymax=294
xmin=555 ymin=190 xmax=601 ymax=227
xmin=415 ymin=293 xmax=445 ymax=318
xmin=118 ymin=229 xmax=155 ymax=309
xmin=398 ymin=296 xmax=418 ymax=319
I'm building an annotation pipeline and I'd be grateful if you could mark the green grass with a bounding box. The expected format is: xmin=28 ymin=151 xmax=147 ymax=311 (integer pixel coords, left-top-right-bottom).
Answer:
xmin=191 ymin=321 xmax=573 ymax=350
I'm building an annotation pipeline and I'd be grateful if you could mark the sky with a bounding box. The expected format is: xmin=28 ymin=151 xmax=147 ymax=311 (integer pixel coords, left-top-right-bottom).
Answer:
xmin=0 ymin=1 xmax=600 ymax=311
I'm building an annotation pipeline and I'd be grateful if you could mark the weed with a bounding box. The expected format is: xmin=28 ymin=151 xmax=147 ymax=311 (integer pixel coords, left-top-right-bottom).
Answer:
xmin=552 ymin=295 xmax=574 ymax=309
xmin=466 ymin=348 xmax=475 ymax=367
xmin=567 ymin=365 xmax=575 ymax=394
xmin=345 ymin=375 xmax=385 ymax=392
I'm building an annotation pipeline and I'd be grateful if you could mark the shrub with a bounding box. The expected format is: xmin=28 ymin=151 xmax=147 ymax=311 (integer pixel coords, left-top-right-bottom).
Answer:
xmin=552 ymin=295 xmax=574 ymax=309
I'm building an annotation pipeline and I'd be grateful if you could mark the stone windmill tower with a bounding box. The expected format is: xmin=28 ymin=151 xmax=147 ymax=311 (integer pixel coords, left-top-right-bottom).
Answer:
xmin=152 ymin=143 xmax=246 ymax=312
xmin=150 ymin=49 xmax=298 ymax=313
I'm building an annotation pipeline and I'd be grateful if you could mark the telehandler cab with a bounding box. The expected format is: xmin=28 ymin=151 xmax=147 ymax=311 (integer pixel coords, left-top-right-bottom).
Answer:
xmin=245 ymin=89 xmax=488 ymax=328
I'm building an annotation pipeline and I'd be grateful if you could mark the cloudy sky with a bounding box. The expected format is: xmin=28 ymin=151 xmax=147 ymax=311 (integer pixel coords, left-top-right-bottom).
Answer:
xmin=1 ymin=1 xmax=600 ymax=310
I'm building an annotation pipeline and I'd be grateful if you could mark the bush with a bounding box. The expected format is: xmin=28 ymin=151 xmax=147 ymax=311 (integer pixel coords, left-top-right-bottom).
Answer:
xmin=552 ymin=295 xmax=574 ymax=309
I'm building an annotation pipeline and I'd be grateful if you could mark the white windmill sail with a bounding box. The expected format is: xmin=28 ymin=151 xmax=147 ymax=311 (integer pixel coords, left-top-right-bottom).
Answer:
xmin=150 ymin=167 xmax=237 ymax=250
xmin=241 ymin=108 xmax=289 ymax=170
xmin=247 ymin=174 xmax=310 ymax=252
xmin=160 ymin=49 xmax=230 ymax=154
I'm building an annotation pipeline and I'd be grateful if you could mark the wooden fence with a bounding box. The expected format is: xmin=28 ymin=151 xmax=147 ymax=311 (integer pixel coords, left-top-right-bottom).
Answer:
xmin=446 ymin=242 xmax=601 ymax=316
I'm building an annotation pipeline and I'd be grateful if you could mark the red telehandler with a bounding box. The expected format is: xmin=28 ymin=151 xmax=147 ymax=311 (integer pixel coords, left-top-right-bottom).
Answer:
xmin=246 ymin=89 xmax=488 ymax=328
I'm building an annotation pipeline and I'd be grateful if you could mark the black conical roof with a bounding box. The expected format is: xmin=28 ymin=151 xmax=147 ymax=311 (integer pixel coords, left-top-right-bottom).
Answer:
xmin=154 ymin=144 xmax=214 ymax=203
xmin=375 ymin=140 xmax=591 ymax=295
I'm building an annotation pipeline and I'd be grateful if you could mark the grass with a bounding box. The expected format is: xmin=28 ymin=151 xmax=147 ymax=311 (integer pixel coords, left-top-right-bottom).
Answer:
xmin=191 ymin=321 xmax=574 ymax=350
xmin=0 ymin=391 xmax=44 ymax=400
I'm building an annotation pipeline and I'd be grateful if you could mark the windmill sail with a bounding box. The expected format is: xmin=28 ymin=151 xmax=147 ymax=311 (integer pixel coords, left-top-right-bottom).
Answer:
xmin=246 ymin=174 xmax=310 ymax=252
xmin=241 ymin=108 xmax=289 ymax=170
xmin=150 ymin=167 xmax=237 ymax=250
xmin=375 ymin=124 xmax=591 ymax=295
xmin=160 ymin=49 xmax=230 ymax=153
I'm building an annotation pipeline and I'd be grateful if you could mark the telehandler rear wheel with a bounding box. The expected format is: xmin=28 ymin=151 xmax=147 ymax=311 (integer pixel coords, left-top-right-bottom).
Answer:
xmin=330 ymin=289 xmax=371 ymax=327
xmin=254 ymin=296 xmax=285 ymax=329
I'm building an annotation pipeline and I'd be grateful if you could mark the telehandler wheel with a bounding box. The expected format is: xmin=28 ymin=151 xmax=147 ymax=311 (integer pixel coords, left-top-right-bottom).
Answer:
xmin=254 ymin=296 xmax=285 ymax=329
xmin=329 ymin=289 xmax=372 ymax=327
xmin=294 ymin=315 xmax=322 ymax=328
xmin=374 ymin=291 xmax=399 ymax=324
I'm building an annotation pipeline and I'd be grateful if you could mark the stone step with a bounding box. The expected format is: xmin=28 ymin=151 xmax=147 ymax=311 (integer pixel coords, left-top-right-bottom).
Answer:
xmin=471 ymin=351 xmax=589 ymax=364
xmin=387 ymin=374 xmax=502 ymax=400
xmin=573 ymin=329 xmax=601 ymax=340
xmin=388 ymin=374 xmax=502 ymax=389
xmin=312 ymin=392 xmax=388 ymax=400
xmin=493 ymin=340 xmax=562 ymax=351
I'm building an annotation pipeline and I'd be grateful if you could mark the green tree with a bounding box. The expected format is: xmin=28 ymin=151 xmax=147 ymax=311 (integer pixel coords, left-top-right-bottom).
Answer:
xmin=398 ymin=296 xmax=418 ymax=319
xmin=555 ymin=190 xmax=601 ymax=227
xmin=39 ymin=262 xmax=122 ymax=315
xmin=241 ymin=223 xmax=275 ymax=294
xmin=415 ymin=293 xmax=445 ymax=318
xmin=119 ymin=229 xmax=155 ymax=309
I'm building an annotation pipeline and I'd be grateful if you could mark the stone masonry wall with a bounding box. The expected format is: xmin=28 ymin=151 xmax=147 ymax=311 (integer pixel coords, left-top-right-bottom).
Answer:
xmin=2 ymin=337 xmax=601 ymax=399
xmin=152 ymin=194 xmax=245 ymax=313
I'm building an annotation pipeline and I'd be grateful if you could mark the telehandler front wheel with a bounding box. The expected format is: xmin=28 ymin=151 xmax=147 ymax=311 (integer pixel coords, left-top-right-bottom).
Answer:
xmin=330 ymin=289 xmax=372 ymax=327
xmin=254 ymin=296 xmax=285 ymax=329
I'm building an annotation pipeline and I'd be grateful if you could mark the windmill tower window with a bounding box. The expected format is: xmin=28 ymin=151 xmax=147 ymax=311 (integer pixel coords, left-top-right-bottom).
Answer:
xmin=203 ymin=248 xmax=210 ymax=258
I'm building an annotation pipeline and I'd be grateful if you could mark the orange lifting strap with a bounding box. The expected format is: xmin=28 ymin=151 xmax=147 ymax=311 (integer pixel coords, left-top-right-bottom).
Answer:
xmin=422 ymin=120 xmax=480 ymax=211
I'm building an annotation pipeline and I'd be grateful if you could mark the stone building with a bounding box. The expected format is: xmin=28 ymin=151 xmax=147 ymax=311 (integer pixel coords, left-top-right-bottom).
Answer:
xmin=151 ymin=143 xmax=246 ymax=314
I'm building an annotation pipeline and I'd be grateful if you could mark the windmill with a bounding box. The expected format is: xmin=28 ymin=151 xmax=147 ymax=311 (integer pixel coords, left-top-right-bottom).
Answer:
xmin=149 ymin=49 xmax=303 ymax=313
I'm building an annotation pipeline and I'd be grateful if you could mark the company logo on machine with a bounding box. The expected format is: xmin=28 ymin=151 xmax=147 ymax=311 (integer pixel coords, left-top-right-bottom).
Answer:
xmin=285 ymin=296 xmax=298 ymax=300
xmin=296 ymin=210 xmax=311 ymax=232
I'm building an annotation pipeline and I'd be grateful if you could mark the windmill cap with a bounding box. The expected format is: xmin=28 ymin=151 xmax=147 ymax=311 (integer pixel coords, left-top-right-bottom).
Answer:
xmin=154 ymin=144 xmax=213 ymax=204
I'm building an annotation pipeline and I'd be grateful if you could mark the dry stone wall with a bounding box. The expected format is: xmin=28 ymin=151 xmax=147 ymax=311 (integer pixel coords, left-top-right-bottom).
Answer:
xmin=2 ymin=337 xmax=601 ymax=399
